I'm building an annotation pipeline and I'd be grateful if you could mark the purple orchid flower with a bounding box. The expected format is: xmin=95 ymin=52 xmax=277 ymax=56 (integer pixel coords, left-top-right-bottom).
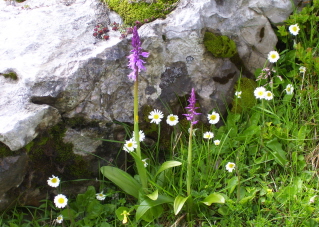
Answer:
xmin=127 ymin=26 xmax=149 ymax=81
xmin=183 ymin=88 xmax=201 ymax=125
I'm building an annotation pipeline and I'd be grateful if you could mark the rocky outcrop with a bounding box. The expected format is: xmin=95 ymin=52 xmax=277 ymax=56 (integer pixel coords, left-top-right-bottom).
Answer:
xmin=0 ymin=0 xmax=299 ymax=209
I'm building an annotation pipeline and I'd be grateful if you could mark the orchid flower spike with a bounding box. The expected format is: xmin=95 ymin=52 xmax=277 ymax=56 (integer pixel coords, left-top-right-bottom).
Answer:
xmin=183 ymin=88 xmax=201 ymax=125
xmin=127 ymin=26 xmax=149 ymax=81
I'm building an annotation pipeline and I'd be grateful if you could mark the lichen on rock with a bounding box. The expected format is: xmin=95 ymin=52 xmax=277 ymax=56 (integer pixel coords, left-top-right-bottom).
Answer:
xmin=203 ymin=31 xmax=237 ymax=58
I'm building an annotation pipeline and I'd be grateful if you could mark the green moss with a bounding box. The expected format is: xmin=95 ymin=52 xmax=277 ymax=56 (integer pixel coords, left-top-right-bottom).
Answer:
xmin=1 ymin=72 xmax=18 ymax=80
xmin=105 ymin=0 xmax=178 ymax=25
xmin=25 ymin=122 xmax=92 ymax=183
xmin=203 ymin=31 xmax=237 ymax=58
xmin=231 ymin=77 xmax=257 ymax=113
xmin=0 ymin=143 xmax=15 ymax=158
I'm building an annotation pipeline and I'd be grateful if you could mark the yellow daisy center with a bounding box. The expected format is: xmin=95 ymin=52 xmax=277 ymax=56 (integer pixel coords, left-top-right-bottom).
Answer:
xmin=258 ymin=91 xmax=264 ymax=96
xmin=127 ymin=143 xmax=133 ymax=147
xmin=52 ymin=178 xmax=57 ymax=183
xmin=210 ymin=115 xmax=216 ymax=120
xmin=58 ymin=198 xmax=65 ymax=204
xmin=169 ymin=116 xmax=175 ymax=121
xmin=271 ymin=54 xmax=277 ymax=59
xmin=267 ymin=93 xmax=272 ymax=97
xmin=287 ymin=87 xmax=291 ymax=92
xmin=154 ymin=114 xmax=159 ymax=119
xmin=292 ymin=26 xmax=297 ymax=32
xmin=228 ymin=163 xmax=235 ymax=168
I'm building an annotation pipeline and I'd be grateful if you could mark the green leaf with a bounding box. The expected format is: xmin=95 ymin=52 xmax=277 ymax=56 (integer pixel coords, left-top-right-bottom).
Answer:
xmin=100 ymin=166 xmax=141 ymax=198
xmin=155 ymin=161 xmax=182 ymax=178
xmin=146 ymin=190 xmax=158 ymax=201
xmin=173 ymin=195 xmax=189 ymax=215
xmin=202 ymin=193 xmax=225 ymax=206
xmin=266 ymin=138 xmax=288 ymax=167
xmin=136 ymin=195 xmax=173 ymax=221
xmin=227 ymin=176 xmax=238 ymax=195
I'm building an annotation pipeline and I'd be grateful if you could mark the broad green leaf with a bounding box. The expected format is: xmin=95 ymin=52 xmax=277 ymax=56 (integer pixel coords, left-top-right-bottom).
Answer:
xmin=202 ymin=193 xmax=225 ymax=206
xmin=173 ymin=195 xmax=189 ymax=215
xmin=227 ymin=176 xmax=238 ymax=195
xmin=100 ymin=166 xmax=141 ymax=198
xmin=136 ymin=195 xmax=173 ymax=221
xmin=266 ymin=138 xmax=288 ymax=167
xmin=147 ymin=190 xmax=158 ymax=201
xmin=155 ymin=161 xmax=182 ymax=178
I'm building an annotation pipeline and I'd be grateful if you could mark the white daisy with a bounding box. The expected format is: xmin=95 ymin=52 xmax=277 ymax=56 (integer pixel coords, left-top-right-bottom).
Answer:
xmin=142 ymin=158 xmax=148 ymax=167
xmin=214 ymin=140 xmax=220 ymax=145
xmin=166 ymin=114 xmax=179 ymax=126
xmin=47 ymin=175 xmax=60 ymax=188
xmin=299 ymin=66 xmax=306 ymax=74
xmin=225 ymin=162 xmax=236 ymax=172
xmin=207 ymin=111 xmax=220 ymax=124
xmin=264 ymin=91 xmax=274 ymax=100
xmin=56 ymin=214 xmax=63 ymax=224
xmin=132 ymin=130 xmax=145 ymax=142
xmin=203 ymin=131 xmax=214 ymax=139
xmin=235 ymin=91 xmax=242 ymax=98
xmin=285 ymin=84 xmax=294 ymax=95
xmin=267 ymin=51 xmax=280 ymax=63
xmin=289 ymin=24 xmax=300 ymax=36
xmin=54 ymin=194 xmax=68 ymax=209
xmin=123 ymin=139 xmax=137 ymax=153
xmin=254 ymin=87 xmax=266 ymax=99
xmin=148 ymin=109 xmax=164 ymax=124
xmin=96 ymin=192 xmax=106 ymax=201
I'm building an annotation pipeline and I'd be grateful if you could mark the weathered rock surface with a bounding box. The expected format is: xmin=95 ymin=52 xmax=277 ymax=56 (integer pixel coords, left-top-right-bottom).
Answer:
xmin=0 ymin=0 xmax=300 ymax=209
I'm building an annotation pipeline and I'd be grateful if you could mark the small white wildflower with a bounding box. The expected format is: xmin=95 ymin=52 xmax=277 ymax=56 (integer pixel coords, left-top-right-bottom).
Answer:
xmin=166 ymin=114 xmax=179 ymax=126
xmin=214 ymin=140 xmax=220 ymax=145
xmin=254 ymin=87 xmax=266 ymax=99
xmin=148 ymin=109 xmax=164 ymax=124
xmin=203 ymin=131 xmax=214 ymax=139
xmin=207 ymin=111 xmax=220 ymax=124
xmin=56 ymin=214 xmax=63 ymax=224
xmin=267 ymin=51 xmax=280 ymax=63
xmin=142 ymin=158 xmax=148 ymax=167
xmin=225 ymin=162 xmax=236 ymax=172
xmin=289 ymin=24 xmax=300 ymax=36
xmin=264 ymin=91 xmax=274 ymax=100
xmin=285 ymin=84 xmax=294 ymax=95
xmin=96 ymin=192 xmax=106 ymax=201
xmin=123 ymin=139 xmax=137 ymax=153
xmin=299 ymin=66 xmax=306 ymax=74
xmin=235 ymin=91 xmax=242 ymax=98
xmin=132 ymin=130 xmax=145 ymax=142
xmin=54 ymin=194 xmax=68 ymax=209
xmin=310 ymin=195 xmax=317 ymax=203
xmin=47 ymin=175 xmax=60 ymax=188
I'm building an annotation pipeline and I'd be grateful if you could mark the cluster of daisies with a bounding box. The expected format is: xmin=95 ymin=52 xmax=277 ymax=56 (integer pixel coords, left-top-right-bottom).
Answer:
xmin=47 ymin=175 xmax=107 ymax=224
xmin=234 ymin=23 xmax=305 ymax=102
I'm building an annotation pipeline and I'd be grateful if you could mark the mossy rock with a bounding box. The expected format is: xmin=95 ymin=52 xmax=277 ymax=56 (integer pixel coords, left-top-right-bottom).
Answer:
xmin=104 ymin=0 xmax=179 ymax=25
xmin=231 ymin=77 xmax=257 ymax=113
xmin=0 ymin=72 xmax=18 ymax=80
xmin=203 ymin=31 xmax=237 ymax=58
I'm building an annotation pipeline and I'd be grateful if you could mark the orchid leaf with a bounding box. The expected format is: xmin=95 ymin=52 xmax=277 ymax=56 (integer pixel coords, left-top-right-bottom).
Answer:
xmin=173 ymin=195 xmax=189 ymax=215
xmin=202 ymin=193 xmax=225 ymax=206
xmin=100 ymin=166 xmax=141 ymax=199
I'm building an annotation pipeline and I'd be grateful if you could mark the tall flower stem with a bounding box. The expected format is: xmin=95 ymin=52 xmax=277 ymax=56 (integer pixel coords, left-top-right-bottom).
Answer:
xmin=187 ymin=124 xmax=193 ymax=197
xmin=128 ymin=26 xmax=149 ymax=192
